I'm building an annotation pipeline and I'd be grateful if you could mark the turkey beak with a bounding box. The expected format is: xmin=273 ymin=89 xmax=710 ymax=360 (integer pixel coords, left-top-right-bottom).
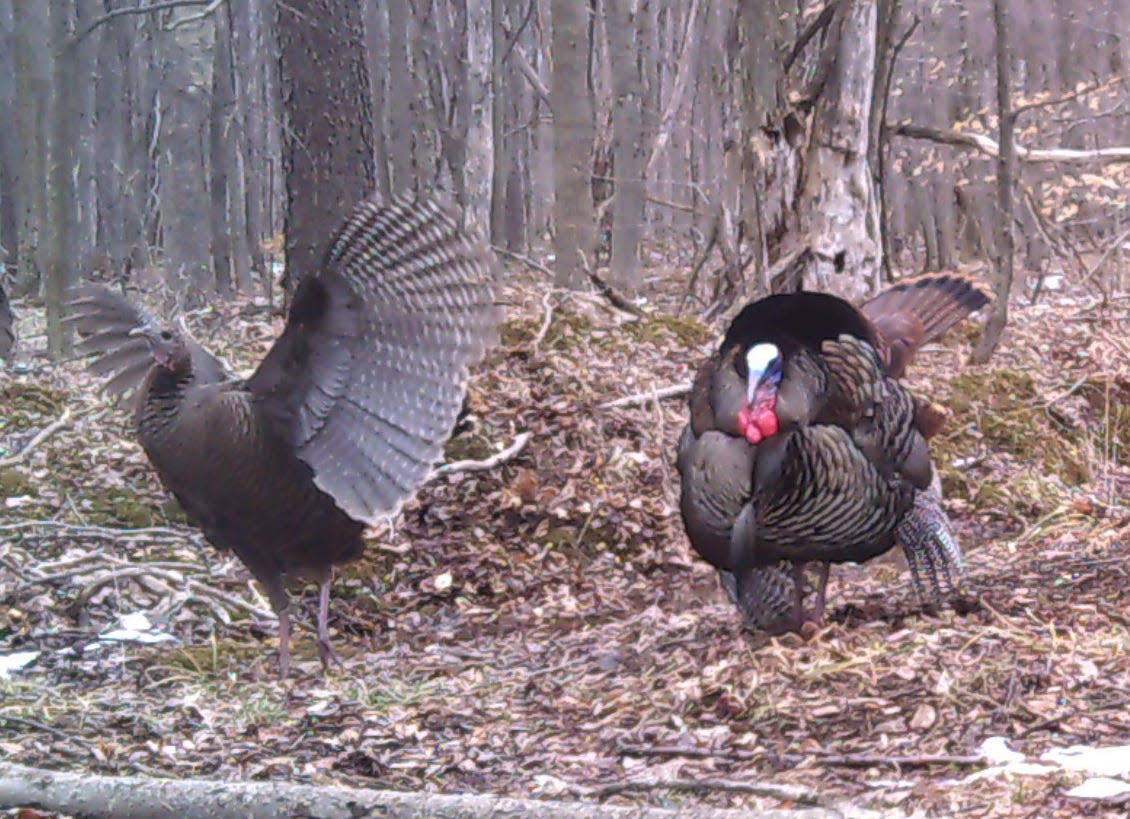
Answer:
xmin=747 ymin=360 xmax=783 ymax=409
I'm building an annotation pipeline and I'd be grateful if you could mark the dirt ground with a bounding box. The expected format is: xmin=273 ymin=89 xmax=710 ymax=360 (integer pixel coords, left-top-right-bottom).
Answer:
xmin=2 ymin=269 xmax=1130 ymax=817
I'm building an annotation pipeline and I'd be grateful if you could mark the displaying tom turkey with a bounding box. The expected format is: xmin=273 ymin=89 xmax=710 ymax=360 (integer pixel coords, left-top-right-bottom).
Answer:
xmin=677 ymin=273 xmax=988 ymax=634
xmin=67 ymin=193 xmax=501 ymax=676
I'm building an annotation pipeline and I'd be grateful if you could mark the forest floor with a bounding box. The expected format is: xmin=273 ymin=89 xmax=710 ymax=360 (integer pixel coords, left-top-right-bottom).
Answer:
xmin=3 ymin=265 xmax=1130 ymax=817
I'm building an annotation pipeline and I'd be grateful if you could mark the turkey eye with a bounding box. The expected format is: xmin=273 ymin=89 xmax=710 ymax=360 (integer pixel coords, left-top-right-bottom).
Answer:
xmin=159 ymin=331 xmax=173 ymax=341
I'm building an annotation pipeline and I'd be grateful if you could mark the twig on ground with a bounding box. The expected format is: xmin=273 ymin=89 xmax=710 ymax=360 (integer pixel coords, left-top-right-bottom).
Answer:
xmin=616 ymin=744 xmax=984 ymax=770
xmin=492 ymin=245 xmax=554 ymax=278
xmin=600 ymin=383 xmax=691 ymax=409
xmin=532 ymin=291 xmax=556 ymax=354
xmin=0 ymin=409 xmax=73 ymax=468
xmin=0 ymin=716 xmax=97 ymax=759
xmin=440 ymin=432 xmax=532 ymax=474
xmin=1019 ymin=693 xmax=1130 ymax=737
xmin=579 ymin=778 xmax=824 ymax=806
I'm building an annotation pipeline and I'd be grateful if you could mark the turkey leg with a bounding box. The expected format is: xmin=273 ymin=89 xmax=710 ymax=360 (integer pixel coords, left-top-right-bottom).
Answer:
xmin=276 ymin=608 xmax=291 ymax=678
xmin=807 ymin=562 xmax=831 ymax=624
xmin=316 ymin=569 xmax=344 ymax=670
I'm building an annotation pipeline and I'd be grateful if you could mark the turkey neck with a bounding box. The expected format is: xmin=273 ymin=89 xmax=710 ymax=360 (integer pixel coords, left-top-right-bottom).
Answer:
xmin=138 ymin=363 xmax=194 ymax=439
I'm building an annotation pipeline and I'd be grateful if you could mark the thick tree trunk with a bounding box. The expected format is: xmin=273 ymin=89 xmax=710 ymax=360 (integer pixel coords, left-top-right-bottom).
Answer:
xmin=607 ymin=0 xmax=645 ymax=292
xmin=795 ymin=0 xmax=880 ymax=300
xmin=276 ymin=0 xmax=375 ymax=296
xmin=385 ymin=0 xmax=417 ymax=192
xmin=550 ymin=0 xmax=595 ymax=289
xmin=157 ymin=18 xmax=213 ymax=296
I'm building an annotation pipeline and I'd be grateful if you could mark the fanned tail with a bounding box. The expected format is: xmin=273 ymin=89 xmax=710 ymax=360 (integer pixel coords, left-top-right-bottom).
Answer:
xmin=863 ymin=272 xmax=990 ymax=343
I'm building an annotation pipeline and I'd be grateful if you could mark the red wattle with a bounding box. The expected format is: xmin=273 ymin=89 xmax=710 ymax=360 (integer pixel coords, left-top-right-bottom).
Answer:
xmin=755 ymin=411 xmax=779 ymax=438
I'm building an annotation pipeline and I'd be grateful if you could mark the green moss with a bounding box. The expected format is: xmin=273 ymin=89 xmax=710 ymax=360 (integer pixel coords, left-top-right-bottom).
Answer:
xmin=112 ymin=498 xmax=155 ymax=527
xmin=444 ymin=434 xmax=494 ymax=463
xmin=0 ymin=384 xmax=67 ymax=432
xmin=0 ymin=468 xmax=36 ymax=499
xmin=620 ymin=315 xmax=712 ymax=348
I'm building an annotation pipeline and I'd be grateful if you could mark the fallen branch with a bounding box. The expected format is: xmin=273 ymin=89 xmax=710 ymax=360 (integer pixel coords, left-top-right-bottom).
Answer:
xmin=0 ymin=408 xmax=73 ymax=468
xmin=616 ymin=744 xmax=983 ymax=770
xmin=600 ymin=383 xmax=691 ymax=409
xmin=439 ymin=432 xmax=532 ymax=474
xmin=0 ymin=761 xmax=830 ymax=819
xmin=492 ymin=245 xmax=554 ymax=278
xmin=892 ymin=123 xmax=1130 ymax=165
xmin=586 ymin=268 xmax=648 ymax=318
xmin=579 ymin=778 xmax=824 ymax=807
xmin=532 ymin=291 xmax=556 ymax=354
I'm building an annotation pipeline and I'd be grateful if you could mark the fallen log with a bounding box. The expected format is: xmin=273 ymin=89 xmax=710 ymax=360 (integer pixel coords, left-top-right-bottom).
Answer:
xmin=0 ymin=762 xmax=882 ymax=819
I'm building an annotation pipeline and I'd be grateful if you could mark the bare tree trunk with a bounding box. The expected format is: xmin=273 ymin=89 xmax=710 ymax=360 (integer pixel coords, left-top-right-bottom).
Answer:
xmin=795 ymin=0 xmax=880 ymax=300
xmin=463 ymin=0 xmax=494 ymax=231
xmin=385 ymin=0 xmax=417 ymax=192
xmin=276 ymin=0 xmax=375 ymax=296
xmin=550 ymin=0 xmax=594 ymax=289
xmin=607 ymin=0 xmax=645 ymax=292
xmin=156 ymin=16 xmax=213 ymax=296
xmin=0 ymin=0 xmax=19 ymax=263
xmin=970 ymin=0 xmax=1014 ymax=364
xmin=11 ymin=0 xmax=49 ymax=294
xmin=45 ymin=0 xmax=79 ymax=356
xmin=364 ymin=0 xmax=393 ymax=198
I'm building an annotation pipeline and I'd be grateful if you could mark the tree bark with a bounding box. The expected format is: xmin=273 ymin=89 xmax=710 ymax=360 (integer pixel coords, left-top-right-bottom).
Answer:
xmin=276 ymin=0 xmax=375 ymax=296
xmin=607 ymin=0 xmax=645 ymax=292
xmin=0 ymin=762 xmax=873 ymax=819
xmin=970 ymin=0 xmax=1015 ymax=364
xmin=10 ymin=0 xmax=49 ymax=294
xmin=795 ymin=0 xmax=881 ymax=300
xmin=45 ymin=0 xmax=79 ymax=356
xmin=550 ymin=0 xmax=595 ymax=289
xmin=462 ymin=0 xmax=495 ymax=232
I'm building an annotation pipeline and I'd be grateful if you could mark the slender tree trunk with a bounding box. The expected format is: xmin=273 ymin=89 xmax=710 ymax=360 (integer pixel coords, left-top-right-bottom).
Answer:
xmin=276 ymin=0 xmax=375 ymax=296
xmin=970 ymin=0 xmax=1014 ymax=364
xmin=11 ymin=0 xmax=49 ymax=294
xmin=607 ymin=0 xmax=644 ymax=292
xmin=489 ymin=0 xmax=510 ymax=247
xmin=385 ymin=0 xmax=417 ymax=193
xmin=550 ymin=0 xmax=595 ymax=288
xmin=156 ymin=16 xmax=213 ymax=296
xmin=462 ymin=0 xmax=494 ymax=231
xmin=45 ymin=1 xmax=79 ymax=356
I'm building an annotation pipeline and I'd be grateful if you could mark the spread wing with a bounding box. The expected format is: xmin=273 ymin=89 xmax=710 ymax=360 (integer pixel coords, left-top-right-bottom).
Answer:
xmin=246 ymin=192 xmax=501 ymax=525
xmin=66 ymin=286 xmax=228 ymax=401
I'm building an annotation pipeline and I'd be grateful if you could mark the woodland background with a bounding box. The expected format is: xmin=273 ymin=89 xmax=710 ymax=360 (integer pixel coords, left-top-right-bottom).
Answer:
xmin=3 ymin=0 xmax=1130 ymax=817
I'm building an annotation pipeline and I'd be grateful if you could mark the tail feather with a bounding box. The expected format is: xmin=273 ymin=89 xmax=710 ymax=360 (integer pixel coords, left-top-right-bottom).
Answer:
xmin=862 ymin=272 xmax=990 ymax=345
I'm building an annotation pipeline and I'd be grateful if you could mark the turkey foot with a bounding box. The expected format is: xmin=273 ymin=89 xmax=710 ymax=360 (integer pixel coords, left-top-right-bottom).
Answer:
xmin=315 ymin=571 xmax=344 ymax=671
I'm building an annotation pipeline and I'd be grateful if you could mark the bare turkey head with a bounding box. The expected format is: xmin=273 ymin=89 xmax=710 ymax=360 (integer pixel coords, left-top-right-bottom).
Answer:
xmin=736 ymin=342 xmax=782 ymax=445
xmin=130 ymin=322 xmax=188 ymax=371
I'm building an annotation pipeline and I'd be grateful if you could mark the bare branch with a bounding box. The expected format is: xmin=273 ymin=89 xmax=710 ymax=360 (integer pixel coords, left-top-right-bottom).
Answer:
xmin=439 ymin=432 xmax=532 ymax=474
xmin=0 ymin=409 xmax=73 ymax=468
xmin=74 ymin=0 xmax=217 ymax=42
xmin=492 ymin=245 xmax=554 ymax=277
xmin=1012 ymin=75 xmax=1126 ymax=120
xmin=892 ymin=123 xmax=1130 ymax=165
xmin=785 ymin=1 xmax=842 ymax=73
xmin=600 ymin=384 xmax=692 ymax=409
xmin=164 ymin=0 xmax=225 ymax=31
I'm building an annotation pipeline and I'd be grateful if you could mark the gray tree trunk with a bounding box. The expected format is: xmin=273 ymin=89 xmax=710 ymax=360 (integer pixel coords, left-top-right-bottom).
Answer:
xmin=795 ymin=0 xmax=881 ymax=300
xmin=971 ymin=0 xmax=1015 ymax=364
xmin=11 ymin=0 xmax=49 ymax=293
xmin=607 ymin=0 xmax=645 ymax=292
xmin=385 ymin=0 xmax=417 ymax=193
xmin=462 ymin=0 xmax=494 ymax=232
xmin=276 ymin=0 xmax=375 ymax=296
xmin=45 ymin=0 xmax=79 ymax=356
xmin=550 ymin=0 xmax=595 ymax=289
xmin=156 ymin=17 xmax=214 ymax=296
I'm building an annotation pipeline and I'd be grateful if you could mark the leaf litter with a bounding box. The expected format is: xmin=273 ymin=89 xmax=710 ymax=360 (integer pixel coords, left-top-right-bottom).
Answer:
xmin=1 ymin=270 xmax=1130 ymax=816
